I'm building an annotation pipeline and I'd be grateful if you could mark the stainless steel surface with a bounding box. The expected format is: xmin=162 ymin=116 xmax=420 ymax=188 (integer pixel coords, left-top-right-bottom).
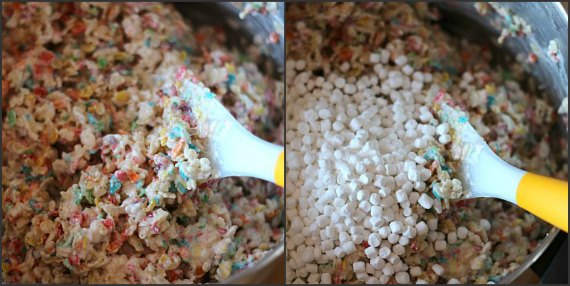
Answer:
xmin=433 ymin=2 xmax=568 ymax=283
xmin=174 ymin=2 xmax=285 ymax=284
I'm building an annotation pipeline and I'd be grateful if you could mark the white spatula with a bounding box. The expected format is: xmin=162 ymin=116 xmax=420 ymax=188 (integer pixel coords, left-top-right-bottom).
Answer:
xmin=177 ymin=78 xmax=284 ymax=188
xmin=436 ymin=102 xmax=567 ymax=232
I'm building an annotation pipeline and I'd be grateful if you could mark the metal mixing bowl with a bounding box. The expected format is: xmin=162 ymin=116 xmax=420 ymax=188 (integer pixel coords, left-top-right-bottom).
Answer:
xmin=433 ymin=2 xmax=568 ymax=283
xmin=172 ymin=2 xmax=567 ymax=284
xmin=173 ymin=2 xmax=285 ymax=284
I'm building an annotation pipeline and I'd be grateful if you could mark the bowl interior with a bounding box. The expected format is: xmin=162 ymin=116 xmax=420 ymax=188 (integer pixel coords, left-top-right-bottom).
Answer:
xmin=173 ymin=3 xmax=285 ymax=284
xmin=433 ymin=2 xmax=567 ymax=283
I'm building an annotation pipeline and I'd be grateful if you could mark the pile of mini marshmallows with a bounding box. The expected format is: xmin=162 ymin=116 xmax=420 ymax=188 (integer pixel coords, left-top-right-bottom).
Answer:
xmin=285 ymin=49 xmax=465 ymax=283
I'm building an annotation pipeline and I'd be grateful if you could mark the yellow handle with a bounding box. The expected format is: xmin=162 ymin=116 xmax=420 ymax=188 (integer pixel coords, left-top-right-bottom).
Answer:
xmin=274 ymin=151 xmax=284 ymax=188
xmin=516 ymin=173 xmax=568 ymax=232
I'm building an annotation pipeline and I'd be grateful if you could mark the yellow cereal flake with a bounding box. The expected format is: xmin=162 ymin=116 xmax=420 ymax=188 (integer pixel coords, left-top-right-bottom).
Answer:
xmin=87 ymin=104 xmax=98 ymax=114
xmin=25 ymin=235 xmax=36 ymax=247
xmin=47 ymin=125 xmax=59 ymax=144
xmin=160 ymin=128 xmax=168 ymax=146
xmin=113 ymin=90 xmax=130 ymax=105
xmin=82 ymin=43 xmax=97 ymax=53
xmin=180 ymin=51 xmax=187 ymax=62
xmin=255 ymin=205 xmax=266 ymax=213
xmin=160 ymin=253 xmax=168 ymax=264
xmin=146 ymin=200 xmax=156 ymax=211
xmin=114 ymin=52 xmax=131 ymax=61
xmin=485 ymin=84 xmax=496 ymax=95
xmin=442 ymin=72 xmax=450 ymax=83
xmin=191 ymin=244 xmax=202 ymax=257
xmin=79 ymin=85 xmax=94 ymax=99
xmin=225 ymin=63 xmax=235 ymax=74
xmin=254 ymin=106 xmax=265 ymax=116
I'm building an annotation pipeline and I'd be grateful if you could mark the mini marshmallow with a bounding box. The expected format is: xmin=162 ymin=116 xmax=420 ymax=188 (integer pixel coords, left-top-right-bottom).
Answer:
xmin=395 ymin=272 xmax=410 ymax=284
xmin=368 ymin=233 xmax=382 ymax=247
xmin=370 ymin=193 xmax=382 ymax=205
xmin=434 ymin=240 xmax=447 ymax=251
xmin=457 ymin=226 xmax=469 ymax=239
xmin=387 ymin=233 xmax=400 ymax=244
xmin=379 ymin=246 xmax=391 ymax=259
xmin=353 ymin=261 xmax=366 ymax=273
xmin=341 ymin=241 xmax=356 ymax=254
xmin=382 ymin=263 xmax=395 ymax=276
xmin=448 ymin=278 xmax=461 ymax=284
xmin=410 ymin=266 xmax=422 ymax=277
xmin=432 ymin=264 xmax=445 ymax=276
xmin=448 ymin=231 xmax=458 ymax=244
xmin=393 ymin=244 xmax=406 ymax=256
xmin=389 ymin=221 xmax=404 ymax=234
xmin=365 ymin=246 xmax=379 ymax=258
xmin=416 ymin=221 xmax=429 ymax=236
xmin=418 ymin=193 xmax=434 ymax=209
xmin=321 ymin=273 xmax=332 ymax=284
xmin=395 ymin=189 xmax=408 ymax=203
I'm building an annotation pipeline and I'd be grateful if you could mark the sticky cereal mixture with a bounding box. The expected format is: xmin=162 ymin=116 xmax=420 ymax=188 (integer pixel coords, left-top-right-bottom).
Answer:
xmin=2 ymin=2 xmax=283 ymax=283
xmin=285 ymin=3 xmax=566 ymax=284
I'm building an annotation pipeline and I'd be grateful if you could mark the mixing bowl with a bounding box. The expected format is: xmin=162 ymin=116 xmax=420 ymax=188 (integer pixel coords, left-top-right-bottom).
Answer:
xmin=175 ymin=2 xmax=566 ymax=284
xmin=432 ymin=2 xmax=567 ymax=283
xmin=173 ymin=2 xmax=285 ymax=284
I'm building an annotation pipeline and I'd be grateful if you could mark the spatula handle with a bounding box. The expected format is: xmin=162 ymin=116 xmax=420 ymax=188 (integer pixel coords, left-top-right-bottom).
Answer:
xmin=274 ymin=151 xmax=284 ymax=188
xmin=516 ymin=173 xmax=568 ymax=232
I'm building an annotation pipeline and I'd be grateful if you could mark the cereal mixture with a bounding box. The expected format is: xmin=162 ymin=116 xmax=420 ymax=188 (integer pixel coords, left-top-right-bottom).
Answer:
xmin=285 ymin=3 xmax=566 ymax=284
xmin=2 ymin=2 xmax=283 ymax=283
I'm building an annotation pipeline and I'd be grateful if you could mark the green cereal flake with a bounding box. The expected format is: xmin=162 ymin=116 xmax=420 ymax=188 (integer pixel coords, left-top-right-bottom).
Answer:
xmin=85 ymin=189 xmax=95 ymax=204
xmin=63 ymin=259 xmax=74 ymax=271
xmin=97 ymin=58 xmax=108 ymax=69
xmin=7 ymin=110 xmax=16 ymax=127
xmin=73 ymin=186 xmax=83 ymax=205
xmin=130 ymin=119 xmax=138 ymax=131
xmin=177 ymin=215 xmax=190 ymax=227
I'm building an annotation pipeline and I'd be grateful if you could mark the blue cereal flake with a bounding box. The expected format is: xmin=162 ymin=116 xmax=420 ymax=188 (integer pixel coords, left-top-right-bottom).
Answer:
xmin=176 ymin=181 xmax=188 ymax=194
xmin=188 ymin=142 xmax=200 ymax=153
xmin=168 ymin=182 xmax=177 ymax=193
xmin=458 ymin=116 xmax=468 ymax=124
xmin=87 ymin=113 xmax=105 ymax=132
xmin=28 ymin=199 xmax=43 ymax=212
xmin=423 ymin=146 xmax=445 ymax=165
xmin=232 ymin=261 xmax=246 ymax=272
xmin=486 ymin=96 xmax=496 ymax=108
xmin=169 ymin=125 xmax=185 ymax=139
xmin=206 ymin=91 xmax=216 ymax=99
xmin=87 ymin=113 xmax=98 ymax=125
xmin=179 ymin=167 xmax=189 ymax=181
xmin=432 ymin=188 xmax=443 ymax=200
xmin=109 ymin=175 xmax=122 ymax=195
xmin=227 ymin=74 xmax=236 ymax=86
xmin=440 ymin=164 xmax=452 ymax=174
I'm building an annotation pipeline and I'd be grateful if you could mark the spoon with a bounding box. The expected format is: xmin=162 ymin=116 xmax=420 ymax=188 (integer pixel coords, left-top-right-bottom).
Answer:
xmin=435 ymin=101 xmax=567 ymax=232
xmin=177 ymin=76 xmax=284 ymax=188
